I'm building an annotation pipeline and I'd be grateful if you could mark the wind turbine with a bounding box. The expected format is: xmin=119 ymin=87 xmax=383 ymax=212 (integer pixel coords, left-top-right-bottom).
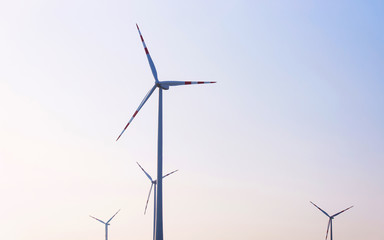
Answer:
xmin=90 ymin=209 xmax=120 ymax=240
xmin=137 ymin=162 xmax=178 ymax=240
xmin=116 ymin=24 xmax=215 ymax=240
xmin=310 ymin=201 xmax=353 ymax=240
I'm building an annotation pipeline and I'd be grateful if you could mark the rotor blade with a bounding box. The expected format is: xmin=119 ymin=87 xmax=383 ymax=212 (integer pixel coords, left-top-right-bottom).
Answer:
xmin=325 ymin=219 xmax=331 ymax=240
xmin=116 ymin=85 xmax=156 ymax=141
xmin=310 ymin=201 xmax=330 ymax=217
xmin=144 ymin=183 xmax=154 ymax=215
xmin=107 ymin=209 xmax=121 ymax=223
xmin=89 ymin=215 xmax=106 ymax=224
xmin=136 ymin=162 xmax=153 ymax=182
xmin=160 ymin=81 xmax=216 ymax=87
xmin=136 ymin=24 xmax=159 ymax=83
xmin=331 ymin=206 xmax=353 ymax=218
xmin=162 ymin=169 xmax=178 ymax=179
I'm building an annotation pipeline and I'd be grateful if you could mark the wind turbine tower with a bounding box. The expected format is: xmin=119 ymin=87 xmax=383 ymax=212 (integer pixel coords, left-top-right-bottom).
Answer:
xmin=116 ymin=24 xmax=215 ymax=240
xmin=90 ymin=209 xmax=120 ymax=240
xmin=137 ymin=162 xmax=178 ymax=240
xmin=310 ymin=201 xmax=353 ymax=240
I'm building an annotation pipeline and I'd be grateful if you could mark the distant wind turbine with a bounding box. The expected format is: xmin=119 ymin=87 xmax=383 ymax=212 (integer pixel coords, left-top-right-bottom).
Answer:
xmin=116 ymin=24 xmax=215 ymax=240
xmin=137 ymin=162 xmax=178 ymax=240
xmin=310 ymin=202 xmax=353 ymax=240
xmin=90 ymin=209 xmax=120 ymax=240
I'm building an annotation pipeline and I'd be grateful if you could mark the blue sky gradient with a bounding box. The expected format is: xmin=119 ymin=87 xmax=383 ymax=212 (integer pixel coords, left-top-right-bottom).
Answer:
xmin=1 ymin=1 xmax=383 ymax=239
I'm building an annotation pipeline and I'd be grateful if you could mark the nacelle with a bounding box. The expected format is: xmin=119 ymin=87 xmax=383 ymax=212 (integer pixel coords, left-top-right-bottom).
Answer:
xmin=158 ymin=83 xmax=169 ymax=90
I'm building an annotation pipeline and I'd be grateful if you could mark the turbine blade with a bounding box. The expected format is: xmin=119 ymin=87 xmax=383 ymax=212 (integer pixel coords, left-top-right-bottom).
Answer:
xmin=325 ymin=219 xmax=331 ymax=240
xmin=116 ymin=85 xmax=157 ymax=141
xmin=160 ymin=81 xmax=216 ymax=87
xmin=89 ymin=215 xmax=106 ymax=224
xmin=107 ymin=209 xmax=121 ymax=223
xmin=310 ymin=201 xmax=330 ymax=217
xmin=144 ymin=183 xmax=154 ymax=215
xmin=331 ymin=206 xmax=353 ymax=218
xmin=136 ymin=162 xmax=153 ymax=182
xmin=136 ymin=24 xmax=159 ymax=83
xmin=162 ymin=169 xmax=178 ymax=179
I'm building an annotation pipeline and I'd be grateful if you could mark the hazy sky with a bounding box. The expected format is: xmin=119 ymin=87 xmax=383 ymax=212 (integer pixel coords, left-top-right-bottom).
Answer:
xmin=1 ymin=0 xmax=383 ymax=240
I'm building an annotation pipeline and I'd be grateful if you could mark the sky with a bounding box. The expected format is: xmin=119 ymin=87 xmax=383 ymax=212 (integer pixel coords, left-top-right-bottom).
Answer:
xmin=0 ymin=0 xmax=383 ymax=239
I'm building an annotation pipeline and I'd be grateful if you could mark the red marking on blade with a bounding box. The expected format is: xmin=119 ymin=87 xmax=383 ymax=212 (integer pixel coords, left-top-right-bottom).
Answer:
xmin=133 ymin=111 xmax=138 ymax=118
xmin=185 ymin=81 xmax=192 ymax=85
xmin=140 ymin=35 xmax=144 ymax=42
xmin=211 ymin=81 xmax=216 ymax=83
xmin=198 ymin=81 xmax=204 ymax=84
xmin=145 ymin=48 xmax=149 ymax=54
xmin=136 ymin=24 xmax=140 ymax=30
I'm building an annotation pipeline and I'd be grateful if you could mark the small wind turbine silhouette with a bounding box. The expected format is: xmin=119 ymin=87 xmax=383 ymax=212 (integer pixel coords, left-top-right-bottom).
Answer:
xmin=310 ymin=202 xmax=353 ymax=240
xmin=116 ymin=24 xmax=215 ymax=240
xmin=137 ymin=162 xmax=178 ymax=240
xmin=90 ymin=209 xmax=120 ymax=240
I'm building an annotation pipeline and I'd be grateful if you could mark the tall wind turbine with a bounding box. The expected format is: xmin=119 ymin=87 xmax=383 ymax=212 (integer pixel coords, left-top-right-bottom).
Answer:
xmin=90 ymin=209 xmax=120 ymax=240
xmin=116 ymin=24 xmax=215 ymax=240
xmin=137 ymin=162 xmax=178 ymax=240
xmin=310 ymin=202 xmax=353 ymax=240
